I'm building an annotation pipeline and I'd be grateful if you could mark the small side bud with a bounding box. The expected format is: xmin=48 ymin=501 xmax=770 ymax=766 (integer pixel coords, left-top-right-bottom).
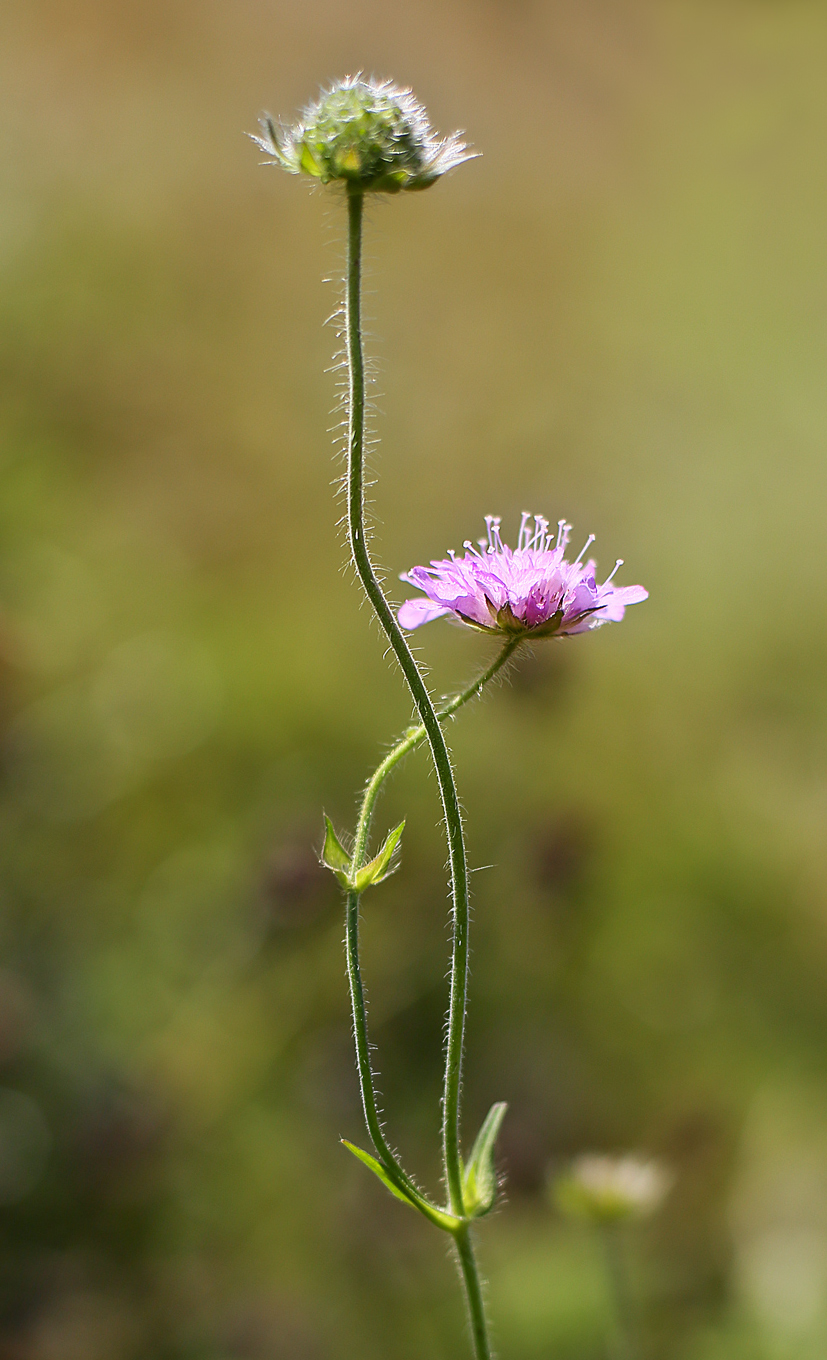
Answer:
xmin=552 ymin=1154 xmax=672 ymax=1225
xmin=252 ymin=76 xmax=476 ymax=194
xmin=462 ymin=1101 xmax=508 ymax=1217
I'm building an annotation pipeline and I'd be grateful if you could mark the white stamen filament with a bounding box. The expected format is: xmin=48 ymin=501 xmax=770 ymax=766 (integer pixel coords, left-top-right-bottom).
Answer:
xmin=573 ymin=534 xmax=595 ymax=566
xmin=483 ymin=515 xmax=502 ymax=553
xmin=604 ymin=558 xmax=623 ymax=585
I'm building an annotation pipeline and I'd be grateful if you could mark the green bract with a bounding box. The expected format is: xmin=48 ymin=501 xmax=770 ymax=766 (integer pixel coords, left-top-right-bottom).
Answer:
xmin=252 ymin=76 xmax=475 ymax=193
xmin=462 ymin=1102 xmax=508 ymax=1217
xmin=321 ymin=814 xmax=405 ymax=892
xmin=340 ymin=1141 xmax=462 ymax=1233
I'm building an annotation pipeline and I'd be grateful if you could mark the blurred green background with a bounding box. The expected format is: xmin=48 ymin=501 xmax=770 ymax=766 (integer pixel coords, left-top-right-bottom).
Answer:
xmin=0 ymin=1 xmax=826 ymax=1356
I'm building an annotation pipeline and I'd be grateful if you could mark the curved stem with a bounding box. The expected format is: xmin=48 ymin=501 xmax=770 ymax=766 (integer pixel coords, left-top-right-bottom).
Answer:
xmin=344 ymin=886 xmax=458 ymax=1232
xmin=346 ymin=185 xmax=467 ymax=1212
xmin=352 ymin=638 xmax=520 ymax=868
xmin=344 ymin=638 xmax=519 ymax=1220
xmin=344 ymin=185 xmax=493 ymax=1357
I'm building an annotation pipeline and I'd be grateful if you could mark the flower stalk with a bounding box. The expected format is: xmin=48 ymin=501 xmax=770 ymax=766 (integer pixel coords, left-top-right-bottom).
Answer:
xmin=340 ymin=636 xmax=518 ymax=1225
xmin=344 ymin=181 xmax=493 ymax=1356
xmin=354 ymin=638 xmax=520 ymax=863
xmin=261 ymin=74 xmax=647 ymax=1360
xmin=600 ymin=1224 xmax=638 ymax=1360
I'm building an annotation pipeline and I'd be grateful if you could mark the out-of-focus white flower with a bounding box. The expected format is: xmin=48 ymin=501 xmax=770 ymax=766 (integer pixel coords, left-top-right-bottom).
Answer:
xmin=553 ymin=1153 xmax=672 ymax=1224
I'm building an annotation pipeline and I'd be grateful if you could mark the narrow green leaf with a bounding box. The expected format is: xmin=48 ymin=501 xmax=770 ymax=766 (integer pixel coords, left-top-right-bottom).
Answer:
xmin=341 ymin=1140 xmax=463 ymax=1232
xmin=353 ymin=820 xmax=405 ymax=892
xmin=462 ymin=1101 xmax=508 ymax=1217
xmin=341 ymin=1140 xmax=418 ymax=1207
xmin=321 ymin=815 xmax=352 ymax=888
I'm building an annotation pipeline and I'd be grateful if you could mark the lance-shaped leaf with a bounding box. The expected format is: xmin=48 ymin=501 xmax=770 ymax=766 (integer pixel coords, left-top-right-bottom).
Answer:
xmin=321 ymin=815 xmax=352 ymax=888
xmin=341 ymin=1139 xmax=462 ymax=1232
xmin=341 ymin=1139 xmax=418 ymax=1206
xmin=462 ymin=1101 xmax=508 ymax=1217
xmin=353 ymin=820 xmax=405 ymax=893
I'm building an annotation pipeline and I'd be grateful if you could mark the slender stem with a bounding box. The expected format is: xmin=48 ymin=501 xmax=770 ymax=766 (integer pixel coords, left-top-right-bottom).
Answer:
xmin=601 ymin=1225 xmax=637 ymax=1360
xmin=344 ymin=184 xmax=493 ymax=1357
xmin=345 ymin=886 xmax=457 ymax=1230
xmin=344 ymin=638 xmax=519 ymax=1219
xmin=346 ymin=184 xmax=466 ymax=1210
xmin=455 ymin=1226 xmax=493 ymax=1360
xmin=352 ymin=638 xmax=520 ymax=868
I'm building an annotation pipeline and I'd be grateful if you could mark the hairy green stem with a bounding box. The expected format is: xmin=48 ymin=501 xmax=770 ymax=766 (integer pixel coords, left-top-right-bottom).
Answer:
xmin=345 ymin=185 xmax=466 ymax=1206
xmin=344 ymin=183 xmax=493 ymax=1358
xmin=344 ymin=637 xmax=518 ymax=1224
xmin=344 ymin=886 xmax=459 ymax=1230
xmin=455 ymin=1226 xmax=493 ymax=1360
xmin=352 ymin=638 xmax=520 ymax=868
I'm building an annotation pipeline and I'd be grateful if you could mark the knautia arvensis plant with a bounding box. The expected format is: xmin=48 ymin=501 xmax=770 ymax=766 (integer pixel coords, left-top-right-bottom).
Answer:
xmin=255 ymin=75 xmax=647 ymax=1359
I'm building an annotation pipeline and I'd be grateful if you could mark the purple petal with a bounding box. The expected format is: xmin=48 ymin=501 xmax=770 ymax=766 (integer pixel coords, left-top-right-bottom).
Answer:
xmin=398 ymin=597 xmax=452 ymax=630
xmin=398 ymin=517 xmax=647 ymax=640
xmin=524 ymin=585 xmax=549 ymax=629
xmin=560 ymin=616 xmax=596 ymax=635
xmin=565 ymin=577 xmax=600 ymax=620
xmin=598 ymin=583 xmax=648 ymax=622
xmin=614 ymin=584 xmax=649 ymax=606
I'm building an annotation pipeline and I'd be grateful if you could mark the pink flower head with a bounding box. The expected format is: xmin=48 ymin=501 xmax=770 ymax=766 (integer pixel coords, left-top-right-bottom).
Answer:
xmin=397 ymin=514 xmax=648 ymax=638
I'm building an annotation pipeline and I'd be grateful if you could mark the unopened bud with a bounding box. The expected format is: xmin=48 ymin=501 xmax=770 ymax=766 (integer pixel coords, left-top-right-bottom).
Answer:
xmin=252 ymin=76 xmax=475 ymax=193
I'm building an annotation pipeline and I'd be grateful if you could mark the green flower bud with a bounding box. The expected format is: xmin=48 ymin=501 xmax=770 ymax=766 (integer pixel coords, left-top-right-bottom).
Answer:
xmin=252 ymin=76 xmax=475 ymax=193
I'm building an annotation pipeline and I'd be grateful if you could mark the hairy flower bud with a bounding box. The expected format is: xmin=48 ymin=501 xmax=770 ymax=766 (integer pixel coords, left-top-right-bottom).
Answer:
xmin=252 ymin=76 xmax=475 ymax=193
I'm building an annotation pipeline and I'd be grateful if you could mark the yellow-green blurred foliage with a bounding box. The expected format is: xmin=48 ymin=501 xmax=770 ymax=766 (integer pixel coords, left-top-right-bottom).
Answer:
xmin=0 ymin=1 xmax=826 ymax=1356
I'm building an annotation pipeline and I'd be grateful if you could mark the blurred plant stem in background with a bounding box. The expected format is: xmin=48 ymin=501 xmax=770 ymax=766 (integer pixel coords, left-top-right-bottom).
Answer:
xmin=600 ymin=1224 xmax=639 ymax=1360
xmin=553 ymin=1154 xmax=671 ymax=1359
